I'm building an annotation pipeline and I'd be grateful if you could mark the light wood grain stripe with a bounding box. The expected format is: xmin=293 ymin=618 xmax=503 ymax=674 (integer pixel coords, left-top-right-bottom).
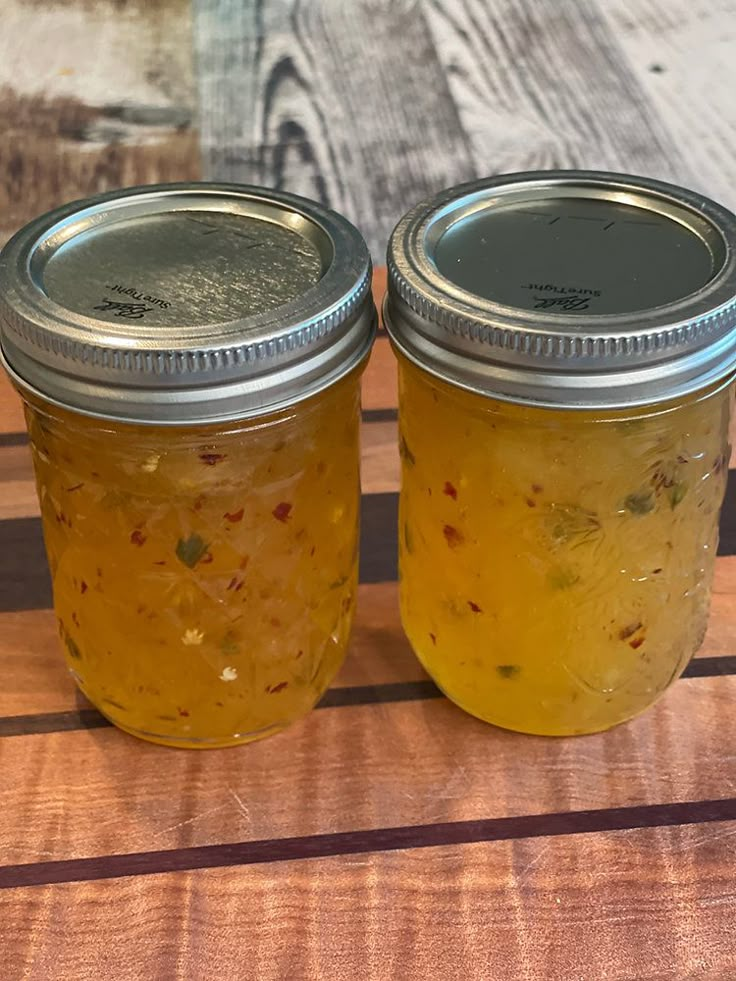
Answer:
xmin=3 ymin=830 xmax=736 ymax=981
xmin=2 ymin=676 xmax=736 ymax=871
xmin=2 ymin=796 xmax=735 ymax=890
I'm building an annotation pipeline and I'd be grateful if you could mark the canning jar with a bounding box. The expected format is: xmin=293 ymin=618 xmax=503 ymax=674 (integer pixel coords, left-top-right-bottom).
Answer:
xmin=385 ymin=171 xmax=736 ymax=736
xmin=0 ymin=183 xmax=375 ymax=747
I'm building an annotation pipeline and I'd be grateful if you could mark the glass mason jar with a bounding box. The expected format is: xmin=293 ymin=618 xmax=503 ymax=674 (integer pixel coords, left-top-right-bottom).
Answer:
xmin=0 ymin=183 xmax=375 ymax=748
xmin=385 ymin=171 xmax=736 ymax=736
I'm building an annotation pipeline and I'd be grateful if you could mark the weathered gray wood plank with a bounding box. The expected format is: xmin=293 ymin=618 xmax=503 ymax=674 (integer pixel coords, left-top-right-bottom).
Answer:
xmin=0 ymin=0 xmax=199 ymax=241
xmin=599 ymin=0 xmax=736 ymax=211
xmin=193 ymin=0 xmax=476 ymax=257
xmin=422 ymin=0 xmax=692 ymax=181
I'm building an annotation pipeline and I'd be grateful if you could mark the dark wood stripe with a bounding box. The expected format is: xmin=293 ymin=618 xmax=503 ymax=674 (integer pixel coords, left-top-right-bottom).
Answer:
xmin=2 ymin=797 xmax=735 ymax=890
xmin=3 ymin=470 xmax=736 ymax=611
xmin=360 ymin=408 xmax=398 ymax=423
xmin=0 ymin=432 xmax=28 ymax=448
xmin=717 ymin=470 xmax=736 ymax=554
xmin=0 ymin=666 xmax=733 ymax=740
xmin=0 ymin=517 xmax=53 ymax=611
xmin=319 ymin=679 xmax=439 ymax=707
xmin=682 ymin=655 xmax=736 ymax=678
xmin=0 ymin=708 xmax=113 ymax=737
xmin=0 ymin=681 xmax=442 ymax=738
xmin=359 ymin=492 xmax=398 ymax=583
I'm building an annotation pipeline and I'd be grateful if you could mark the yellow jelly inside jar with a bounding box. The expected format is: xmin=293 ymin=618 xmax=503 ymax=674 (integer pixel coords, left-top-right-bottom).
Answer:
xmin=397 ymin=359 xmax=731 ymax=735
xmin=387 ymin=171 xmax=736 ymax=735
xmin=0 ymin=183 xmax=375 ymax=747
xmin=24 ymin=376 xmax=362 ymax=747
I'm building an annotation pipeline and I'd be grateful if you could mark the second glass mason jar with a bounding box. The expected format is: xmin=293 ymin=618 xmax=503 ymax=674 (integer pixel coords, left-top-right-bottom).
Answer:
xmin=0 ymin=183 xmax=375 ymax=747
xmin=385 ymin=171 xmax=736 ymax=736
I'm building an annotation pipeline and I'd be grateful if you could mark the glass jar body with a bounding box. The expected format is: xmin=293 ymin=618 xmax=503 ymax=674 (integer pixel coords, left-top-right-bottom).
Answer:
xmin=397 ymin=356 xmax=732 ymax=735
xmin=23 ymin=373 xmax=363 ymax=748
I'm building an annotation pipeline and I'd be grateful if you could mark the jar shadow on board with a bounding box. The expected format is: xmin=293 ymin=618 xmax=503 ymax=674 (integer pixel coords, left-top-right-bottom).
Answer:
xmin=385 ymin=169 xmax=736 ymax=736
xmin=0 ymin=183 xmax=376 ymax=748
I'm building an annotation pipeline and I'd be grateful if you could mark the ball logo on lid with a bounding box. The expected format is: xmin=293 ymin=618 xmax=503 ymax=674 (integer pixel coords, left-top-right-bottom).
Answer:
xmin=92 ymin=283 xmax=171 ymax=320
xmin=92 ymin=299 xmax=153 ymax=320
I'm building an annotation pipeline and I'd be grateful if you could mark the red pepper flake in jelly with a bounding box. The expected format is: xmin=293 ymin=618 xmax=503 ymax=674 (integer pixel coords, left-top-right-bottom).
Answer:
xmin=443 ymin=524 xmax=464 ymax=548
xmin=443 ymin=481 xmax=458 ymax=500
xmin=80 ymin=581 xmax=88 ymax=594
xmin=130 ymin=529 xmax=147 ymax=546
xmin=267 ymin=681 xmax=289 ymax=694
xmin=272 ymin=502 xmax=292 ymax=523
xmin=532 ymin=483 xmax=544 ymax=494
xmin=177 ymin=707 xmax=190 ymax=717
xmin=199 ymin=453 xmax=227 ymax=466
xmin=66 ymin=483 xmax=84 ymax=493
xmin=224 ymin=508 xmax=244 ymax=523
xmin=468 ymin=600 xmax=482 ymax=613
xmin=618 ymin=621 xmax=643 ymax=641
xmin=429 ymin=632 xmax=437 ymax=646
xmin=399 ymin=434 xmax=416 ymax=466
xmin=630 ymin=637 xmax=645 ymax=649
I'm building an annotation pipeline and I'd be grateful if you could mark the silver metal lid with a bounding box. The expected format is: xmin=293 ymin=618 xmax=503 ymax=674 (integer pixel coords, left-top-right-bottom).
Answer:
xmin=385 ymin=171 xmax=736 ymax=408
xmin=0 ymin=183 xmax=375 ymax=423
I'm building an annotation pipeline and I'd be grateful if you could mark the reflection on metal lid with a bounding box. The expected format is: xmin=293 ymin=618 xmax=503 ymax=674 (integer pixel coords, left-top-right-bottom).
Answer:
xmin=43 ymin=209 xmax=327 ymax=328
xmin=386 ymin=170 xmax=736 ymax=409
xmin=433 ymin=195 xmax=717 ymax=316
xmin=0 ymin=183 xmax=375 ymax=423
